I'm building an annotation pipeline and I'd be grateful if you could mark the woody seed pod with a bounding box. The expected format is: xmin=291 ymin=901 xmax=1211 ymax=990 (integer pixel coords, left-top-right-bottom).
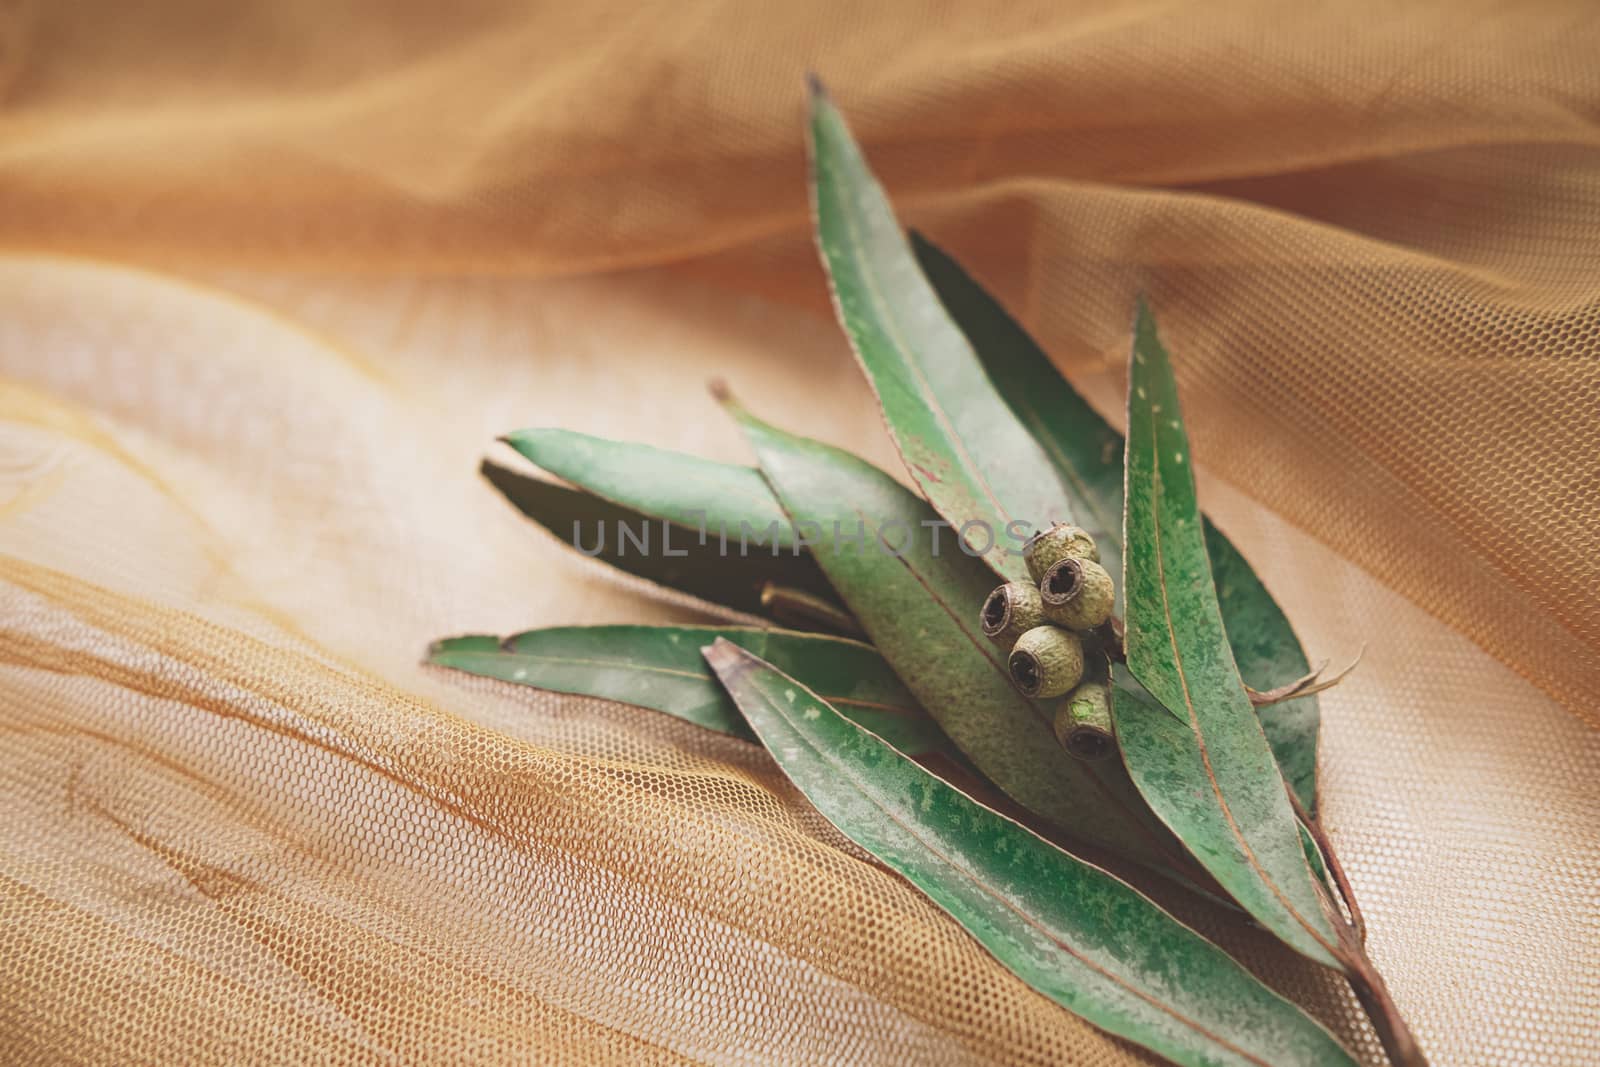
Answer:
xmin=1040 ymin=556 xmax=1116 ymax=632
xmin=1054 ymin=678 xmax=1116 ymax=761
xmin=1023 ymin=523 xmax=1098 ymax=583
xmin=979 ymin=581 xmax=1045 ymax=647
xmin=1008 ymin=625 xmax=1085 ymax=699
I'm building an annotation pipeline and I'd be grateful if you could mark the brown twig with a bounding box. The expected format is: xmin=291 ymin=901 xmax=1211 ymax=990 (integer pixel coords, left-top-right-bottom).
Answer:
xmin=759 ymin=582 xmax=863 ymax=637
xmin=1289 ymin=791 xmax=1367 ymax=945
xmin=1289 ymin=794 xmax=1423 ymax=1065
xmin=1340 ymin=941 xmax=1429 ymax=1067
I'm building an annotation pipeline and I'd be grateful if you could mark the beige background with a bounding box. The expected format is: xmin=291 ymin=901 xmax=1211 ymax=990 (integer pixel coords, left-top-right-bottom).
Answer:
xmin=2 ymin=2 xmax=1598 ymax=1064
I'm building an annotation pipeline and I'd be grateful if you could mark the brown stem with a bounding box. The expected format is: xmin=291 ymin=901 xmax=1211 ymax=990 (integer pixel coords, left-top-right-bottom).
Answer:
xmin=1289 ymin=791 xmax=1367 ymax=944
xmin=759 ymin=582 xmax=863 ymax=636
xmin=1094 ymin=608 xmax=1416 ymax=1059
xmin=1292 ymin=791 xmax=1421 ymax=1065
xmin=1097 ymin=615 xmax=1127 ymax=663
xmin=1341 ymin=942 xmax=1429 ymax=1067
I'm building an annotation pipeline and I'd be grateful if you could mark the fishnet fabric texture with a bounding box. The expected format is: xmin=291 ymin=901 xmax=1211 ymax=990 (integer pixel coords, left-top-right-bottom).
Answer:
xmin=1 ymin=2 xmax=1598 ymax=1064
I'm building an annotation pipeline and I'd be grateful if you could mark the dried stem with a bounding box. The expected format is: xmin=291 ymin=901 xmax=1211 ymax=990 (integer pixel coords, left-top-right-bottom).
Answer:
xmin=1098 ymin=615 xmax=1127 ymax=662
xmin=1290 ymin=791 xmax=1367 ymax=944
xmin=1248 ymin=647 xmax=1364 ymax=706
xmin=1290 ymin=791 xmax=1421 ymax=1065
xmin=1341 ymin=942 xmax=1429 ymax=1067
xmin=759 ymin=582 xmax=863 ymax=636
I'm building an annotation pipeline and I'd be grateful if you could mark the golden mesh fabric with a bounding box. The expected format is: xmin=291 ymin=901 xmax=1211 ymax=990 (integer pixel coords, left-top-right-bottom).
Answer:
xmin=1 ymin=2 xmax=1598 ymax=1064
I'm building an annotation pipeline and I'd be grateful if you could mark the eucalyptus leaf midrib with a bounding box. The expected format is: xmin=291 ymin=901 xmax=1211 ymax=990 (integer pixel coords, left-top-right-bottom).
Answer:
xmin=729 ymin=407 xmax=1187 ymax=867
xmin=821 ymin=157 xmax=1014 ymax=530
xmin=1146 ymin=424 xmax=1339 ymax=960
xmin=731 ymin=652 xmax=1311 ymax=1067
xmin=876 ymin=516 xmax=1062 ymax=738
xmin=802 ymin=737 xmax=1273 ymax=1067
xmin=1152 ymin=460 xmax=1337 ymax=959
xmin=1079 ymin=756 xmax=1209 ymax=880
xmin=816 ymin=696 xmax=922 ymax=716
xmin=896 ymin=585 xmax=1216 ymax=876
xmin=509 ymin=429 xmax=791 ymax=542
xmin=577 ymin=467 xmax=780 ymax=533
xmin=480 ymin=459 xmax=839 ymax=620
xmin=459 ymin=646 xmax=921 ymax=719
xmin=912 ymin=234 xmax=1323 ymax=817
xmin=880 ymin=523 xmax=1010 ymax=674
xmin=847 ymin=488 xmax=1201 ymax=881
xmin=811 ymin=98 xmax=1087 ymax=587
xmin=478 ymin=650 xmax=710 ymax=682
xmin=928 ymin=836 xmax=1280 ymax=1067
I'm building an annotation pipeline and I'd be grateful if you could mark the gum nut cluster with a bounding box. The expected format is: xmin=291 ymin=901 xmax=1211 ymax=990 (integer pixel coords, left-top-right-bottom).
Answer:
xmin=979 ymin=524 xmax=1116 ymax=700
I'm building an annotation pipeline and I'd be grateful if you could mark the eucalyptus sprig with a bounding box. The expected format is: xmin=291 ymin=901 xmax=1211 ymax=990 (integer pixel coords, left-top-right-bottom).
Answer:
xmin=428 ymin=82 xmax=1425 ymax=1067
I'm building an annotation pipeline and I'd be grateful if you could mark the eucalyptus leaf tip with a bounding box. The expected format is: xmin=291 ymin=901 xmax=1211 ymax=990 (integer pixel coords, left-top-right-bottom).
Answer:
xmin=805 ymin=71 xmax=828 ymax=102
xmin=423 ymin=636 xmax=475 ymax=663
xmin=495 ymin=430 xmax=537 ymax=456
xmin=1130 ymin=294 xmax=1161 ymax=351
xmin=700 ymin=636 xmax=739 ymax=669
xmin=702 ymin=638 xmax=759 ymax=684
xmin=708 ymin=378 xmax=750 ymax=420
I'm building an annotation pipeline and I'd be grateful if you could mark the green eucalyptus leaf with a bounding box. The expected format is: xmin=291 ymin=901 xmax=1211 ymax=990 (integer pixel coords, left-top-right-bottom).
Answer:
xmin=1120 ymin=302 xmax=1344 ymax=970
xmin=703 ymin=638 xmax=1359 ymax=1067
xmin=481 ymin=459 xmax=838 ymax=622
xmin=912 ymin=233 xmax=1322 ymax=815
xmin=427 ymin=624 xmax=957 ymax=759
xmin=723 ymin=397 xmax=1198 ymax=878
xmin=503 ymin=428 xmax=799 ymax=549
xmin=1204 ymin=527 xmax=1321 ymax=813
xmin=808 ymin=84 xmax=1074 ymax=583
